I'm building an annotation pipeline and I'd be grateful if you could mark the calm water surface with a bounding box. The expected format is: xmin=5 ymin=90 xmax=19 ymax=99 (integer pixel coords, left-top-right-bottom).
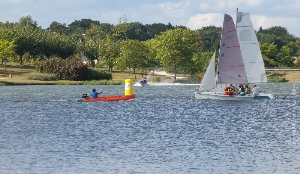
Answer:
xmin=0 ymin=83 xmax=300 ymax=174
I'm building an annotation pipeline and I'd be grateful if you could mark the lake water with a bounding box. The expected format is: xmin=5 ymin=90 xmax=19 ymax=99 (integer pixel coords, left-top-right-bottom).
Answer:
xmin=0 ymin=82 xmax=300 ymax=174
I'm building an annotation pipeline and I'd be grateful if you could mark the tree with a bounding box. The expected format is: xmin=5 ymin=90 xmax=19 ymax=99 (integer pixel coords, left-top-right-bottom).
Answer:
xmin=38 ymin=30 xmax=62 ymax=59
xmin=277 ymin=46 xmax=295 ymax=67
xmin=99 ymin=35 xmax=120 ymax=72
xmin=81 ymin=36 xmax=101 ymax=67
xmin=0 ymin=24 xmax=40 ymax=65
xmin=67 ymin=19 xmax=101 ymax=35
xmin=0 ymin=39 xmax=17 ymax=62
xmin=153 ymin=28 xmax=200 ymax=79
xmin=47 ymin=21 xmax=67 ymax=34
xmin=126 ymin=22 xmax=149 ymax=41
xmin=198 ymin=26 xmax=222 ymax=52
xmin=144 ymin=39 xmax=161 ymax=74
xmin=260 ymin=43 xmax=280 ymax=67
xmin=56 ymin=35 xmax=78 ymax=59
xmin=18 ymin=15 xmax=38 ymax=28
xmin=117 ymin=39 xmax=149 ymax=78
xmin=145 ymin=23 xmax=174 ymax=39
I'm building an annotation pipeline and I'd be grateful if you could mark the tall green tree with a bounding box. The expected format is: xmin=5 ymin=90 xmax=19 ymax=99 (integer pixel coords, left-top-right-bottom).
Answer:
xmin=81 ymin=36 xmax=101 ymax=67
xmin=47 ymin=21 xmax=67 ymax=34
xmin=126 ymin=22 xmax=149 ymax=41
xmin=198 ymin=26 xmax=222 ymax=52
xmin=260 ymin=43 xmax=280 ymax=67
xmin=117 ymin=39 xmax=149 ymax=78
xmin=0 ymin=24 xmax=40 ymax=65
xmin=67 ymin=19 xmax=101 ymax=35
xmin=99 ymin=35 xmax=120 ymax=72
xmin=0 ymin=39 xmax=17 ymax=61
xmin=277 ymin=46 xmax=294 ymax=66
xmin=153 ymin=28 xmax=200 ymax=79
xmin=18 ymin=15 xmax=38 ymax=28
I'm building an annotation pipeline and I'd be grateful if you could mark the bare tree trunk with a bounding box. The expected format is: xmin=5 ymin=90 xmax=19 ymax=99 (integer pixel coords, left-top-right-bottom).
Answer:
xmin=19 ymin=55 xmax=23 ymax=65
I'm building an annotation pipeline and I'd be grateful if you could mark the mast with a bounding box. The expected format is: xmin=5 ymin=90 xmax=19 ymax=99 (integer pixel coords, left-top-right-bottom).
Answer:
xmin=236 ymin=8 xmax=238 ymax=27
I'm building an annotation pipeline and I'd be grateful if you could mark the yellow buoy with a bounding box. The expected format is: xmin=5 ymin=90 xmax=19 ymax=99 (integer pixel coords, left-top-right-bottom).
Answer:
xmin=124 ymin=79 xmax=133 ymax=96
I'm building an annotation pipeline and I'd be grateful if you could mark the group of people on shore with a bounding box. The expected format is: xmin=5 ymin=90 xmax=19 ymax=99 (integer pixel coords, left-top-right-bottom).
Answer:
xmin=224 ymin=84 xmax=261 ymax=96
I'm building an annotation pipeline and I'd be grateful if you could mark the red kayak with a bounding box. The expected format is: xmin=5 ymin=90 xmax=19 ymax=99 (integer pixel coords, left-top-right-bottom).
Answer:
xmin=82 ymin=94 xmax=135 ymax=102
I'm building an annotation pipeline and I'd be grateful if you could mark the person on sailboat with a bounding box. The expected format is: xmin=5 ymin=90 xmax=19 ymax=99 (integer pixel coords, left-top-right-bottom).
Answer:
xmin=238 ymin=84 xmax=245 ymax=95
xmin=245 ymin=85 xmax=251 ymax=94
xmin=252 ymin=84 xmax=260 ymax=96
xmin=91 ymin=88 xmax=102 ymax=98
xmin=229 ymin=84 xmax=236 ymax=94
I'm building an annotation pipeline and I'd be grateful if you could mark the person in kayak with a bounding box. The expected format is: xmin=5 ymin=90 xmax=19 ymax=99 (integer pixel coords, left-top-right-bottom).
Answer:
xmin=91 ymin=88 xmax=102 ymax=98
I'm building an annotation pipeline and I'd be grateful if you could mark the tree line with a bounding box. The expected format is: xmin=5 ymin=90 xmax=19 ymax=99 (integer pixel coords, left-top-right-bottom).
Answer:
xmin=0 ymin=15 xmax=299 ymax=80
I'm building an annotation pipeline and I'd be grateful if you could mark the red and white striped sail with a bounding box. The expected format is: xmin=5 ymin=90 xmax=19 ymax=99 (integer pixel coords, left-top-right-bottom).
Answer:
xmin=217 ymin=14 xmax=248 ymax=84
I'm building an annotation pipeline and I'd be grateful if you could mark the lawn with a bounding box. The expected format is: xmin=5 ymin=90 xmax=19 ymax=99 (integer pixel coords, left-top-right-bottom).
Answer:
xmin=0 ymin=62 xmax=178 ymax=85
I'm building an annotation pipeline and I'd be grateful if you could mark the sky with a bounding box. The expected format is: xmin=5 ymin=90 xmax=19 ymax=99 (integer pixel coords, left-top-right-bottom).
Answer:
xmin=1 ymin=0 xmax=300 ymax=37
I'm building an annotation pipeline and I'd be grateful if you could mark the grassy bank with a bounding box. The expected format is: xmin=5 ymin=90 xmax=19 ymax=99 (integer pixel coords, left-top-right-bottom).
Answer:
xmin=2 ymin=62 xmax=297 ymax=86
xmin=0 ymin=62 xmax=183 ymax=86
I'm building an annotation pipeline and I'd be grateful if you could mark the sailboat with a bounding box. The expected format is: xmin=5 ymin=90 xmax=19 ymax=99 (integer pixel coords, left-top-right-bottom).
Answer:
xmin=195 ymin=10 xmax=274 ymax=100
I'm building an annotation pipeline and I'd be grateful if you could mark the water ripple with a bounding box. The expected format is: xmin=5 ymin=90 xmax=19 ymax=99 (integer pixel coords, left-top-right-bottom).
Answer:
xmin=0 ymin=83 xmax=300 ymax=173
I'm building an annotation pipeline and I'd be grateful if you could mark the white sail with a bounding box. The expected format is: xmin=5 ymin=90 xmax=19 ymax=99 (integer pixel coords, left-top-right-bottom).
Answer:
xmin=236 ymin=12 xmax=267 ymax=83
xmin=217 ymin=14 xmax=248 ymax=84
xmin=199 ymin=51 xmax=216 ymax=92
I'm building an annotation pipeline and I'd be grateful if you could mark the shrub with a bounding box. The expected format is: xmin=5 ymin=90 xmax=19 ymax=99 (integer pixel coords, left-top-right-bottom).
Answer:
xmin=267 ymin=76 xmax=286 ymax=82
xmin=36 ymin=58 xmax=88 ymax=80
xmin=149 ymin=76 xmax=161 ymax=82
xmin=86 ymin=68 xmax=112 ymax=80
xmin=27 ymin=73 xmax=58 ymax=81
xmin=0 ymin=82 xmax=6 ymax=86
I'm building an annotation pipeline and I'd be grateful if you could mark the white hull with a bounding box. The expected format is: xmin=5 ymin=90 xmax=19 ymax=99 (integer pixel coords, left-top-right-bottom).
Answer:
xmin=195 ymin=92 xmax=274 ymax=100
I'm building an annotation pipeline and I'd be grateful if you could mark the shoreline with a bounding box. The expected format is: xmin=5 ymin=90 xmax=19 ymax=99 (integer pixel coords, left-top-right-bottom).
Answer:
xmin=1 ymin=68 xmax=300 ymax=86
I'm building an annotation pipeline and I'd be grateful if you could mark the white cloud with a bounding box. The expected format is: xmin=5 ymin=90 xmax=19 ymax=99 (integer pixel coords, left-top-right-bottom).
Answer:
xmin=199 ymin=3 xmax=209 ymax=10
xmin=186 ymin=13 xmax=223 ymax=30
xmin=252 ymin=15 xmax=300 ymax=36
xmin=158 ymin=1 xmax=190 ymax=18
xmin=245 ymin=0 xmax=262 ymax=6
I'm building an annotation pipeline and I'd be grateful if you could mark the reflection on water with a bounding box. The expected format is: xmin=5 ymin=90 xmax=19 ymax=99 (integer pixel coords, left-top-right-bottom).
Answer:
xmin=0 ymin=83 xmax=300 ymax=173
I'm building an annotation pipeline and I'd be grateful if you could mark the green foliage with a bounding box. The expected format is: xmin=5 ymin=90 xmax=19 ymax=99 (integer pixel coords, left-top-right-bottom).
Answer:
xmin=126 ymin=22 xmax=149 ymax=41
xmin=0 ymin=39 xmax=17 ymax=60
xmin=81 ymin=36 xmax=101 ymax=67
xmin=277 ymin=46 xmax=295 ymax=66
xmin=197 ymin=26 xmax=222 ymax=52
xmin=191 ymin=51 xmax=215 ymax=75
xmin=0 ymin=82 xmax=6 ymax=86
xmin=27 ymin=73 xmax=58 ymax=81
xmin=47 ymin=21 xmax=67 ymax=34
xmin=54 ymin=80 xmax=122 ymax=85
xmin=18 ymin=15 xmax=38 ymax=28
xmin=153 ymin=28 xmax=200 ymax=78
xmin=267 ymin=76 xmax=286 ymax=82
xmin=99 ymin=35 xmax=121 ymax=72
xmin=36 ymin=58 xmax=88 ymax=80
xmin=86 ymin=68 xmax=112 ymax=80
xmin=66 ymin=19 xmax=100 ymax=35
xmin=145 ymin=23 xmax=175 ymax=39
xmin=148 ymin=76 xmax=161 ymax=82
xmin=118 ymin=39 xmax=150 ymax=74
xmin=1 ymin=14 xmax=300 ymax=79
xmin=1 ymin=24 xmax=40 ymax=65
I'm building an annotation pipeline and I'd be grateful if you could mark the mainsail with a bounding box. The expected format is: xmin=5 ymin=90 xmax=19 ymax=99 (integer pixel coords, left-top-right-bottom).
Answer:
xmin=236 ymin=11 xmax=267 ymax=83
xmin=217 ymin=14 xmax=248 ymax=84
